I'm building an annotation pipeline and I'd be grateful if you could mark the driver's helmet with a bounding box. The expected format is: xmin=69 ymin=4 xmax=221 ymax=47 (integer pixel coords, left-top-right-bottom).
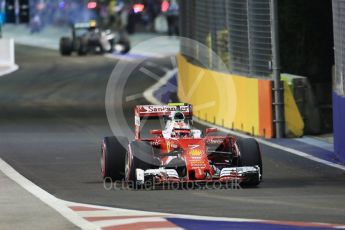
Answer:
xmin=170 ymin=111 xmax=191 ymax=137
xmin=172 ymin=111 xmax=185 ymax=122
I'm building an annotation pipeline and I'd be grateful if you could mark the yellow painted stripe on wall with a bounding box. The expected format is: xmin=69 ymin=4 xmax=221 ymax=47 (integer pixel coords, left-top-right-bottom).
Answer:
xmin=177 ymin=55 xmax=260 ymax=135
xmin=283 ymin=81 xmax=304 ymax=137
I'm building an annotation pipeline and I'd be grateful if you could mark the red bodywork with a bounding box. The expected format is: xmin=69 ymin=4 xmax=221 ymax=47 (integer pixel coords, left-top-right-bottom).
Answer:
xmin=131 ymin=105 xmax=247 ymax=184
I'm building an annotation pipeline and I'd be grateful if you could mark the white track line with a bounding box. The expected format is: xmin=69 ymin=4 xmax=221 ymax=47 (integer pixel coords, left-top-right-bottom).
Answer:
xmin=64 ymin=200 xmax=162 ymax=215
xmin=0 ymin=158 xmax=100 ymax=230
xmin=0 ymin=64 xmax=19 ymax=77
xmin=143 ymin=68 xmax=345 ymax=172
xmin=66 ymin=200 xmax=344 ymax=228
xmin=65 ymin=201 xmax=267 ymax=222
xmin=195 ymin=118 xmax=345 ymax=171
xmin=143 ymin=69 xmax=177 ymax=105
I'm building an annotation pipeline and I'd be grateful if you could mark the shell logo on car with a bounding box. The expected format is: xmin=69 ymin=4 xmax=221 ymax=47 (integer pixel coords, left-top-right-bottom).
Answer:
xmin=189 ymin=149 xmax=202 ymax=156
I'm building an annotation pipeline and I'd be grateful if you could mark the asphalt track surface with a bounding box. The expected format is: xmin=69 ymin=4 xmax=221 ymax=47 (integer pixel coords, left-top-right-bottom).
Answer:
xmin=0 ymin=45 xmax=345 ymax=225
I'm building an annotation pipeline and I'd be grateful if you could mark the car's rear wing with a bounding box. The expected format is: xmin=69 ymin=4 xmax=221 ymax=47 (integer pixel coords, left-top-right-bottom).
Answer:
xmin=134 ymin=103 xmax=193 ymax=139
xmin=135 ymin=104 xmax=192 ymax=119
xmin=72 ymin=20 xmax=97 ymax=29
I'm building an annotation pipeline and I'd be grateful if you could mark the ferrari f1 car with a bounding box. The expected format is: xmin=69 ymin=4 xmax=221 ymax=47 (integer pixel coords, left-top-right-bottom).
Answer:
xmin=59 ymin=21 xmax=130 ymax=56
xmin=101 ymin=103 xmax=263 ymax=188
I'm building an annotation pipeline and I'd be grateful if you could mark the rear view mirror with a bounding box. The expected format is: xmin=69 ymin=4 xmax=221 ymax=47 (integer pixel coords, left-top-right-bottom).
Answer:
xmin=205 ymin=128 xmax=218 ymax=135
xmin=150 ymin=129 xmax=163 ymax=135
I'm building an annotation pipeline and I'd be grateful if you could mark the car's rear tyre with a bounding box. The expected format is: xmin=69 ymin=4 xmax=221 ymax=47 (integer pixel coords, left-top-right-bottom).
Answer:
xmin=59 ymin=37 xmax=73 ymax=56
xmin=101 ymin=136 xmax=127 ymax=181
xmin=77 ymin=37 xmax=88 ymax=56
xmin=125 ymin=141 xmax=158 ymax=188
xmin=108 ymin=38 xmax=115 ymax=53
xmin=118 ymin=31 xmax=130 ymax=54
xmin=237 ymin=138 xmax=263 ymax=186
xmin=119 ymin=41 xmax=130 ymax=54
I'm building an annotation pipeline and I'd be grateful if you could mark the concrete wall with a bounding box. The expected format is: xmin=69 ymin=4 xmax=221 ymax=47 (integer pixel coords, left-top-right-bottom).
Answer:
xmin=0 ymin=39 xmax=15 ymax=66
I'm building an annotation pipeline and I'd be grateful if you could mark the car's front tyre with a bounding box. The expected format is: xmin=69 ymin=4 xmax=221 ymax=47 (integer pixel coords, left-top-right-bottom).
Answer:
xmin=237 ymin=138 xmax=263 ymax=186
xmin=101 ymin=136 xmax=127 ymax=181
xmin=59 ymin=37 xmax=73 ymax=56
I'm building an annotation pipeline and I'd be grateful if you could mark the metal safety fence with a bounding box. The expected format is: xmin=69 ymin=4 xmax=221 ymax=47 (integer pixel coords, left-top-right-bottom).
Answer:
xmin=179 ymin=0 xmax=273 ymax=78
xmin=332 ymin=0 xmax=345 ymax=96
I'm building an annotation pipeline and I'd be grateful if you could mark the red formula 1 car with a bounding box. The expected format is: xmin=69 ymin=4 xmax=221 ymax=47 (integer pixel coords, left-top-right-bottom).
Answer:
xmin=101 ymin=103 xmax=262 ymax=188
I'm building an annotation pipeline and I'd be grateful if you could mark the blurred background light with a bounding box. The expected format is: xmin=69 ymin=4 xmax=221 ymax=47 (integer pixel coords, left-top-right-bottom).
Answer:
xmin=87 ymin=1 xmax=97 ymax=9
xmin=59 ymin=1 xmax=65 ymax=9
xmin=133 ymin=3 xmax=144 ymax=14
xmin=161 ymin=0 xmax=169 ymax=13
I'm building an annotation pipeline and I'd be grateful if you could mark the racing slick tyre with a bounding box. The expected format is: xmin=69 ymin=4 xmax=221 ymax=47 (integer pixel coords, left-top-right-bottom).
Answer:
xmin=118 ymin=31 xmax=131 ymax=54
xmin=126 ymin=141 xmax=158 ymax=188
xmin=59 ymin=37 xmax=73 ymax=56
xmin=108 ymin=38 xmax=115 ymax=53
xmin=165 ymin=158 xmax=187 ymax=177
xmin=119 ymin=41 xmax=130 ymax=54
xmin=77 ymin=37 xmax=88 ymax=56
xmin=237 ymin=138 xmax=263 ymax=186
xmin=101 ymin=136 xmax=127 ymax=182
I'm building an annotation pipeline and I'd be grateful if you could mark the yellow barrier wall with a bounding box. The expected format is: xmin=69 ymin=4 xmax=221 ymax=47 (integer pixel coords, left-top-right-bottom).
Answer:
xmin=177 ymin=55 xmax=305 ymax=138
xmin=177 ymin=55 xmax=264 ymax=136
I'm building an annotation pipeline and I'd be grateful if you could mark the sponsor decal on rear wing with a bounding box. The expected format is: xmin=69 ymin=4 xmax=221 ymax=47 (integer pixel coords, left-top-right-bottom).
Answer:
xmin=134 ymin=103 xmax=193 ymax=139
xmin=135 ymin=104 xmax=192 ymax=119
